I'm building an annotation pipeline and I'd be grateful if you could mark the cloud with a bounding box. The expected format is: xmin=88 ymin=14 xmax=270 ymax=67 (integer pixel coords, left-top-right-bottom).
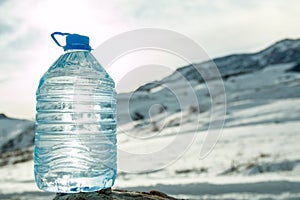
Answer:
xmin=0 ymin=22 xmax=14 ymax=35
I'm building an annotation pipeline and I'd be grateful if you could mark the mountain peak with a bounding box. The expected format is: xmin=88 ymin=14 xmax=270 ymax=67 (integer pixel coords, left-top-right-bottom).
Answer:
xmin=274 ymin=38 xmax=300 ymax=45
xmin=258 ymin=38 xmax=300 ymax=55
xmin=0 ymin=114 xmax=8 ymax=119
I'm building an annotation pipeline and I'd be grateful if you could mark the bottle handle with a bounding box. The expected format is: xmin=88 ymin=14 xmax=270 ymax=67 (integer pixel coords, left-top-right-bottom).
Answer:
xmin=51 ymin=32 xmax=70 ymax=47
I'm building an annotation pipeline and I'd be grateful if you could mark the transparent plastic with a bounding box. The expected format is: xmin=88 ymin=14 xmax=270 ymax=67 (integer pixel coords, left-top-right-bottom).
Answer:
xmin=34 ymin=50 xmax=117 ymax=193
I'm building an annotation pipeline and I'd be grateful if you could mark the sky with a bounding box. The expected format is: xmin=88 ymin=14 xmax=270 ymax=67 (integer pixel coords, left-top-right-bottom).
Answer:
xmin=0 ymin=0 xmax=299 ymax=119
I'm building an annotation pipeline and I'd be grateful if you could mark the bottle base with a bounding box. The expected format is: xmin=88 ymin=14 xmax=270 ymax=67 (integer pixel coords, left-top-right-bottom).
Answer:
xmin=36 ymin=175 xmax=115 ymax=193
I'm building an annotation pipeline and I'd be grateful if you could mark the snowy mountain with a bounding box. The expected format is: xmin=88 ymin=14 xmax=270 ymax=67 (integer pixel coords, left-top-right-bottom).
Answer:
xmin=0 ymin=114 xmax=34 ymax=153
xmin=117 ymin=38 xmax=300 ymax=125
xmin=113 ymin=38 xmax=300 ymax=199
xmin=0 ymin=114 xmax=34 ymax=166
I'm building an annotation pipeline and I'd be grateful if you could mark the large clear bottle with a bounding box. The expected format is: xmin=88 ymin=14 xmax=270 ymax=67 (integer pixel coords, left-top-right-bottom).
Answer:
xmin=34 ymin=32 xmax=117 ymax=193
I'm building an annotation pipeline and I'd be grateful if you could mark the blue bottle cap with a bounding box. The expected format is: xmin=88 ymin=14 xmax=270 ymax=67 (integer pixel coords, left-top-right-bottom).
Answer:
xmin=51 ymin=32 xmax=92 ymax=51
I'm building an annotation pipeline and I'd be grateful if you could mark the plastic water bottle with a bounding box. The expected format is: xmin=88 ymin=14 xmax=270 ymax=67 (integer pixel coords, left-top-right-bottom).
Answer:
xmin=34 ymin=32 xmax=117 ymax=193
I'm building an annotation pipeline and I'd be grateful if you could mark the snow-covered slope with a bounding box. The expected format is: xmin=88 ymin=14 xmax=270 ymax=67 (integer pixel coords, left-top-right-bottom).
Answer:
xmin=0 ymin=114 xmax=34 ymax=166
xmin=0 ymin=114 xmax=34 ymax=153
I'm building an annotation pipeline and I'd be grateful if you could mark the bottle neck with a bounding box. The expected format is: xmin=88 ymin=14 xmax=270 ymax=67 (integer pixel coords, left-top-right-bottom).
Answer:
xmin=64 ymin=49 xmax=90 ymax=54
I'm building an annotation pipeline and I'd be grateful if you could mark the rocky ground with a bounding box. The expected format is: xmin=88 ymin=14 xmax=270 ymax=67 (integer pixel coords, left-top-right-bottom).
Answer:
xmin=53 ymin=188 xmax=179 ymax=200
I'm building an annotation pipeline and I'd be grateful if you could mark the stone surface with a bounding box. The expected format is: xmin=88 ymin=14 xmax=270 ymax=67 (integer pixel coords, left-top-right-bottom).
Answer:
xmin=53 ymin=188 xmax=180 ymax=200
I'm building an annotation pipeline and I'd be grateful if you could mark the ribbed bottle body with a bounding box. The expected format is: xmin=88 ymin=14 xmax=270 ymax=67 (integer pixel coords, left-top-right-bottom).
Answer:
xmin=34 ymin=51 xmax=117 ymax=193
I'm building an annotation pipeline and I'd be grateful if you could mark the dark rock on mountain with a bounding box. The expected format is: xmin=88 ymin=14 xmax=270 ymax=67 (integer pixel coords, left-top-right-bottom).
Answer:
xmin=287 ymin=62 xmax=300 ymax=73
xmin=0 ymin=113 xmax=8 ymax=119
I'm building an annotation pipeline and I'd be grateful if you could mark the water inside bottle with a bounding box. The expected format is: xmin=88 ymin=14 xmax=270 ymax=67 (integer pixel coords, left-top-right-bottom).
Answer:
xmin=34 ymin=50 xmax=117 ymax=193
